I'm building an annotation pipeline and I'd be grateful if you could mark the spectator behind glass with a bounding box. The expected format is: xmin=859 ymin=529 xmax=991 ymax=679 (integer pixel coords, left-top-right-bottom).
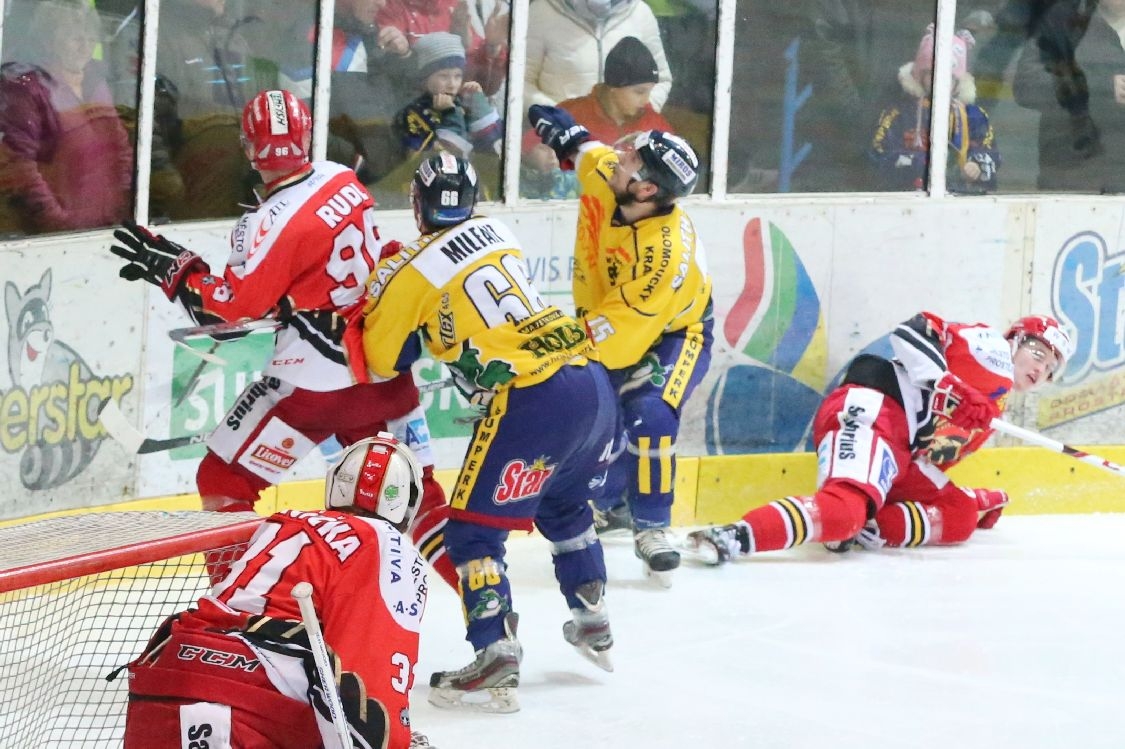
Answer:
xmin=276 ymin=0 xmax=413 ymax=184
xmin=1012 ymin=0 xmax=1125 ymax=192
xmin=393 ymin=32 xmax=504 ymax=158
xmin=156 ymin=0 xmax=255 ymax=220
xmin=377 ymin=0 xmax=510 ymax=100
xmin=0 ymin=1 xmax=132 ymax=235
xmin=379 ymin=32 xmax=504 ymax=207
xmin=870 ymin=24 xmax=1000 ymax=193
xmin=526 ymin=0 xmax=672 ymax=111
xmin=520 ymin=36 xmax=671 ymax=198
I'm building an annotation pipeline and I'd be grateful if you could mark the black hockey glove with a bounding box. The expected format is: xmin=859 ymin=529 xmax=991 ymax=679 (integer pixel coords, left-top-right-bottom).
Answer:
xmin=111 ymin=219 xmax=206 ymax=301
xmin=528 ymin=104 xmax=590 ymax=163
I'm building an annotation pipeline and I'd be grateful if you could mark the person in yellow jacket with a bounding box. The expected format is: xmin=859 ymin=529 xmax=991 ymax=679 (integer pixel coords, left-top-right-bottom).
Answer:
xmin=528 ymin=105 xmax=713 ymax=586
xmin=361 ymin=153 xmax=618 ymax=713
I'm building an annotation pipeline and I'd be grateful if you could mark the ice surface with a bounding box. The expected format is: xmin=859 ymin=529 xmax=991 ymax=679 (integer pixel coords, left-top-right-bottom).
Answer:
xmin=412 ymin=515 xmax=1125 ymax=749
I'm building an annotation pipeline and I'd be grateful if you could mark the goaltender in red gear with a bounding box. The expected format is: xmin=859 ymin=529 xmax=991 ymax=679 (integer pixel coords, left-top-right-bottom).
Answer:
xmin=687 ymin=311 xmax=1072 ymax=562
xmin=119 ymin=435 xmax=436 ymax=749
xmin=108 ymin=89 xmax=456 ymax=590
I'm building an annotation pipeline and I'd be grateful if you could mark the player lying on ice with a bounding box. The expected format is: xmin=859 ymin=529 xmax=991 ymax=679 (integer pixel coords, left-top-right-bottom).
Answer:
xmin=687 ymin=313 xmax=1072 ymax=563
xmin=117 ymin=434 xmax=438 ymax=749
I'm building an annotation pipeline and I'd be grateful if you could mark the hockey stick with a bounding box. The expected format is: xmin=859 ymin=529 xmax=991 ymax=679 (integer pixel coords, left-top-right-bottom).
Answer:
xmin=292 ymin=581 xmax=352 ymax=748
xmin=97 ymin=377 xmax=457 ymax=454
xmin=168 ymin=318 xmax=283 ymax=343
xmin=96 ymin=399 xmax=207 ymax=454
xmin=990 ymin=418 xmax=1125 ymax=479
xmin=169 ymin=319 xmax=283 ymax=366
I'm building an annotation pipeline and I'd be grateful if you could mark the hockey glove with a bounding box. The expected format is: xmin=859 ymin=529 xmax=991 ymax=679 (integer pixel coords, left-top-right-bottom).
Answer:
xmin=968 ymin=152 xmax=997 ymax=183
xmin=111 ymin=219 xmax=206 ymax=301
xmin=972 ymin=488 xmax=1009 ymax=529
xmin=528 ymin=105 xmax=589 ymax=163
xmin=932 ymin=372 xmax=1000 ymax=432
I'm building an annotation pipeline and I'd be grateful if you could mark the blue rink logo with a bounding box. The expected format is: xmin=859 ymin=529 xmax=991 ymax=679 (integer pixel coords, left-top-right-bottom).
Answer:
xmin=1052 ymin=231 xmax=1125 ymax=383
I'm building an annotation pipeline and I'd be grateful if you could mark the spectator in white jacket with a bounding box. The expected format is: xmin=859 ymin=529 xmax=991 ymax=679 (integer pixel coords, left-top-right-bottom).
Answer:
xmin=525 ymin=0 xmax=672 ymax=111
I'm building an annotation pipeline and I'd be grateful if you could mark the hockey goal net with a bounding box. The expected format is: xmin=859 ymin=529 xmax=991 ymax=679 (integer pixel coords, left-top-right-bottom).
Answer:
xmin=0 ymin=510 xmax=262 ymax=747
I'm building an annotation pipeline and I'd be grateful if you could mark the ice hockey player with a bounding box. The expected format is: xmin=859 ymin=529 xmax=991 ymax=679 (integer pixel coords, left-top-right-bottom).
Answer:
xmin=107 ymin=89 xmax=457 ymax=590
xmin=687 ymin=313 xmax=1072 ymax=562
xmin=527 ymin=104 xmax=714 ymax=587
xmin=120 ymin=434 xmax=438 ymax=749
xmin=361 ymin=153 xmax=618 ymax=713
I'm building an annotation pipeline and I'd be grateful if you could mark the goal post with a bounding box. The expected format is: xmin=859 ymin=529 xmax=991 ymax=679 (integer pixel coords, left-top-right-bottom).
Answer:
xmin=0 ymin=511 xmax=263 ymax=748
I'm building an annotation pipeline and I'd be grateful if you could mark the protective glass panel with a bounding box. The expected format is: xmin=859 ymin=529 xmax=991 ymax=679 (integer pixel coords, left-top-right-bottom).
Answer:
xmin=150 ymin=0 xmax=312 ymax=222
xmin=519 ymin=4 xmax=714 ymax=200
xmin=0 ymin=0 xmax=137 ymax=237
xmin=979 ymin=0 xmax=1125 ymax=194
xmin=334 ymin=0 xmax=512 ymax=209
xmin=728 ymin=1 xmax=940 ymax=193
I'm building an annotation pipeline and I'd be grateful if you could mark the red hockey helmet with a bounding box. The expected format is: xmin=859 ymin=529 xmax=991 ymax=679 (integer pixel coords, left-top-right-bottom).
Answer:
xmin=325 ymin=433 xmax=423 ymax=530
xmin=240 ymin=89 xmax=312 ymax=173
xmin=1005 ymin=315 xmax=1073 ymax=380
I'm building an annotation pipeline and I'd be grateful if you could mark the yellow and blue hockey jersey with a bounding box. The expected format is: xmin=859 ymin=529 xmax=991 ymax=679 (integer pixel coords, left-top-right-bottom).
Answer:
xmin=571 ymin=142 xmax=712 ymax=371
xmin=362 ymin=215 xmax=595 ymax=399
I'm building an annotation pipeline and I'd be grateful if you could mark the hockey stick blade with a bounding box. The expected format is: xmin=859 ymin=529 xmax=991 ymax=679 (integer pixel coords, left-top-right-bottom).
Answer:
xmin=168 ymin=318 xmax=281 ymax=343
xmin=990 ymin=418 xmax=1125 ymax=479
xmin=173 ymin=338 xmax=227 ymax=366
xmin=98 ymin=399 xmax=208 ymax=454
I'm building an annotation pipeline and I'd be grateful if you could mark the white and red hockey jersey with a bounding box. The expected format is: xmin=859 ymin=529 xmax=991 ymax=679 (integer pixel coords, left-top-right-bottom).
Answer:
xmin=178 ymin=161 xmax=385 ymax=391
xmin=888 ymin=311 xmax=1014 ymax=462
xmin=203 ymin=509 xmax=427 ymax=747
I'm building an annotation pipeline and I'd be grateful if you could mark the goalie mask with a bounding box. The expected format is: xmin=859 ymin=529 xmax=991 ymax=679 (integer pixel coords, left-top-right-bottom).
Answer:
xmin=1005 ymin=315 xmax=1072 ymax=381
xmin=411 ymin=152 xmax=478 ymax=230
xmin=241 ymin=89 xmax=312 ymax=173
xmin=325 ymin=434 xmax=424 ymax=529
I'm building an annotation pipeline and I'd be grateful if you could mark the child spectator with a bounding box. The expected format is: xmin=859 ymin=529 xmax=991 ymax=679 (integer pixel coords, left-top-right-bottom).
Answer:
xmin=520 ymin=36 xmax=671 ymax=199
xmin=870 ymin=24 xmax=1000 ymax=193
xmin=393 ymin=31 xmax=503 ymax=157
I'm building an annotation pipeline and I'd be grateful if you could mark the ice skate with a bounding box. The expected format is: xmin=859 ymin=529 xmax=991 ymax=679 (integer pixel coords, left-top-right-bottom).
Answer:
xmin=428 ymin=613 xmax=522 ymax=714
xmin=686 ymin=523 xmax=749 ymax=565
xmin=634 ymin=528 xmax=679 ymax=587
xmin=824 ymin=519 xmax=885 ymax=553
xmin=592 ymin=501 xmax=632 ymax=536
xmin=410 ymin=731 xmax=439 ymax=748
xmin=561 ymin=581 xmax=613 ymax=672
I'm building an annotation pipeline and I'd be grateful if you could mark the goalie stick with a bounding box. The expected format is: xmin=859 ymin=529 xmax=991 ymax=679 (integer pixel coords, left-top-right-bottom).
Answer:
xmin=292 ymin=581 xmax=353 ymax=748
xmin=990 ymin=418 xmax=1125 ymax=479
xmin=97 ymin=377 xmax=456 ymax=454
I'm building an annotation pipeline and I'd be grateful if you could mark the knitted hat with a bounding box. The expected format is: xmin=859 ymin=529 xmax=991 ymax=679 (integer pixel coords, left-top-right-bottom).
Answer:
xmin=604 ymin=37 xmax=659 ymax=88
xmin=912 ymin=23 xmax=975 ymax=82
xmin=414 ymin=32 xmax=466 ymax=79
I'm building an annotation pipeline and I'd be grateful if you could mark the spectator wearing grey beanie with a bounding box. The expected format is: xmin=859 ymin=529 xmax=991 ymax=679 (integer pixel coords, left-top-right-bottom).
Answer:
xmin=394 ymin=31 xmax=503 ymax=158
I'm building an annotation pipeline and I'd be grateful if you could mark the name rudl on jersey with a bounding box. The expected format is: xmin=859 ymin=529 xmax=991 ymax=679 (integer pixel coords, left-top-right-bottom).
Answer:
xmin=493 ymin=457 xmax=556 ymax=504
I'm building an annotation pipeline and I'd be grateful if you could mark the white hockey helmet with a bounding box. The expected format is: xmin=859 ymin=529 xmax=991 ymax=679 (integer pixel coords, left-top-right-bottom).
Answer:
xmin=325 ymin=433 xmax=424 ymax=529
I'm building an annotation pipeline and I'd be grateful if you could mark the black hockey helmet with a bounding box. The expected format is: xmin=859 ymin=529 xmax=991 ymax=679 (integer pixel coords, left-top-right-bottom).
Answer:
xmin=615 ymin=130 xmax=700 ymax=200
xmin=411 ymin=152 xmax=479 ymax=230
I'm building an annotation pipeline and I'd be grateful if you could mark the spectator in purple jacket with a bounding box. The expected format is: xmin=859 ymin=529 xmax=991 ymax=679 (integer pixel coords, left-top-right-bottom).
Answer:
xmin=0 ymin=1 xmax=133 ymax=235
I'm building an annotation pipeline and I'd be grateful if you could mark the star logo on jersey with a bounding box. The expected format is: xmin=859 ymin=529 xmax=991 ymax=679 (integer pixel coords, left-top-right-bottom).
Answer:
xmin=493 ymin=456 xmax=556 ymax=504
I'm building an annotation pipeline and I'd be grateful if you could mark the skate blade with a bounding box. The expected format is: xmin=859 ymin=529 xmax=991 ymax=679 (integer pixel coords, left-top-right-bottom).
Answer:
xmin=642 ymin=563 xmax=674 ymax=588
xmin=571 ymin=643 xmax=614 ymax=672
xmin=428 ymin=685 xmax=519 ymax=714
xmin=686 ymin=540 xmax=722 ymax=566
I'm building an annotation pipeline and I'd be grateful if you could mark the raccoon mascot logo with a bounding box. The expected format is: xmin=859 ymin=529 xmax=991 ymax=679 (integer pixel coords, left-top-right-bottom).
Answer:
xmin=5 ymin=270 xmax=104 ymax=490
